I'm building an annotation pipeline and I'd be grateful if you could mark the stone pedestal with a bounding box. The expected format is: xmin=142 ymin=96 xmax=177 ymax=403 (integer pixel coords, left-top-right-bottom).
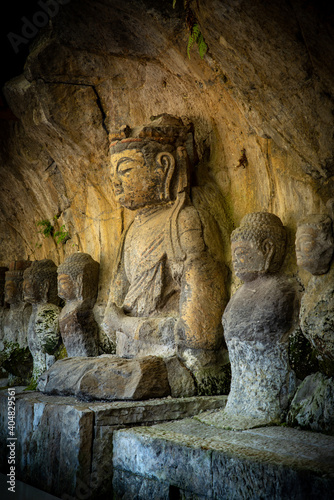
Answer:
xmin=113 ymin=418 xmax=334 ymax=499
xmin=0 ymin=388 xmax=226 ymax=499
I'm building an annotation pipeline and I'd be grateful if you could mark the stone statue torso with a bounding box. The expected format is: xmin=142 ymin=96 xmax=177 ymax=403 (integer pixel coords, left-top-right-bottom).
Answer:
xmin=122 ymin=205 xmax=181 ymax=317
xmin=221 ymin=274 xmax=297 ymax=424
xmin=300 ymin=265 xmax=334 ymax=362
xmin=59 ymin=302 xmax=99 ymax=357
xmin=223 ymin=274 xmax=296 ymax=343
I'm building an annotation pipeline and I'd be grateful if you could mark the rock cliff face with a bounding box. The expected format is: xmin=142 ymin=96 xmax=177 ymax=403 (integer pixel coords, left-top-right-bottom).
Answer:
xmin=0 ymin=0 xmax=333 ymax=339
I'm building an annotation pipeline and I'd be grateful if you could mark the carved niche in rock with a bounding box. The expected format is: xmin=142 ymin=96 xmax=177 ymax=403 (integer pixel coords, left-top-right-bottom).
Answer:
xmin=296 ymin=215 xmax=334 ymax=376
xmin=23 ymin=259 xmax=61 ymax=381
xmin=1 ymin=261 xmax=33 ymax=383
xmin=39 ymin=114 xmax=229 ymax=401
xmin=199 ymin=212 xmax=297 ymax=430
xmin=57 ymin=252 xmax=100 ymax=357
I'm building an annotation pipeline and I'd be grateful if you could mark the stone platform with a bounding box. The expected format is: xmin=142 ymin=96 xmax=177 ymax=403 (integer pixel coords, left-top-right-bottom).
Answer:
xmin=113 ymin=417 xmax=334 ymax=499
xmin=0 ymin=388 xmax=227 ymax=499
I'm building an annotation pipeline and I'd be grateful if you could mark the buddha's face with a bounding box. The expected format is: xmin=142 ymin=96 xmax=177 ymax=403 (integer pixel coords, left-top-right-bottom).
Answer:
xmin=4 ymin=279 xmax=20 ymax=304
xmin=110 ymin=149 xmax=162 ymax=210
xmin=296 ymin=225 xmax=333 ymax=275
xmin=58 ymin=273 xmax=77 ymax=301
xmin=232 ymin=239 xmax=270 ymax=282
xmin=23 ymin=277 xmax=41 ymax=304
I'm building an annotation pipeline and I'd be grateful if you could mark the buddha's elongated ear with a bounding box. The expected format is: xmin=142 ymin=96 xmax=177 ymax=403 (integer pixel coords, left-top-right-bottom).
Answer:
xmin=262 ymin=238 xmax=275 ymax=272
xmin=76 ymin=273 xmax=84 ymax=300
xmin=155 ymin=152 xmax=175 ymax=201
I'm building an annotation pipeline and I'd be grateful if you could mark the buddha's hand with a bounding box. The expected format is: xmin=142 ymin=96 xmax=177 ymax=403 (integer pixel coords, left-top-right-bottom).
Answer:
xmin=103 ymin=302 xmax=126 ymax=333
xmin=102 ymin=301 xmax=141 ymax=335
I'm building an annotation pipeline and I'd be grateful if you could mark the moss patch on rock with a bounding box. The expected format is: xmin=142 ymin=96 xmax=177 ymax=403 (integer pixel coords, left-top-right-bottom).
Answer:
xmin=0 ymin=341 xmax=33 ymax=384
xmin=195 ymin=363 xmax=231 ymax=396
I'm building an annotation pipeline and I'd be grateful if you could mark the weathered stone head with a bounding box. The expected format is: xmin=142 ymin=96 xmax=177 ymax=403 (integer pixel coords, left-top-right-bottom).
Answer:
xmin=23 ymin=259 xmax=59 ymax=305
xmin=231 ymin=212 xmax=287 ymax=281
xmin=296 ymin=214 xmax=334 ymax=275
xmin=109 ymin=114 xmax=197 ymax=210
xmin=5 ymin=261 xmax=32 ymax=305
xmin=57 ymin=252 xmax=100 ymax=304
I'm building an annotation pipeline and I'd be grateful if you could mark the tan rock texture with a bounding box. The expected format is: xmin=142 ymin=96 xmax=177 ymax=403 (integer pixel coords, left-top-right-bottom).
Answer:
xmin=0 ymin=0 xmax=333 ymax=342
xmin=38 ymin=355 xmax=172 ymax=400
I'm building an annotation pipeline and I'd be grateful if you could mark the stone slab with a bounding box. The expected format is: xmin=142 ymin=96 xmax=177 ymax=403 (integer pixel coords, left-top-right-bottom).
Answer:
xmin=37 ymin=355 xmax=173 ymax=401
xmin=113 ymin=418 xmax=334 ymax=499
xmin=0 ymin=388 xmax=227 ymax=499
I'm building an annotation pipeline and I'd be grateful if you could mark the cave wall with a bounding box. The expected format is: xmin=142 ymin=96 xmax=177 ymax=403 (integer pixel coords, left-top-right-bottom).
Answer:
xmin=0 ymin=0 xmax=333 ymax=338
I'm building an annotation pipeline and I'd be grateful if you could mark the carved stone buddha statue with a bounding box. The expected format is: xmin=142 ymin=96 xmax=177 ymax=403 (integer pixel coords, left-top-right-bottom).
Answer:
xmin=296 ymin=215 xmax=334 ymax=375
xmin=104 ymin=113 xmax=228 ymax=390
xmin=2 ymin=261 xmax=32 ymax=382
xmin=199 ymin=212 xmax=297 ymax=429
xmin=3 ymin=261 xmax=32 ymax=346
xmin=57 ymin=252 xmax=100 ymax=357
xmin=38 ymin=114 xmax=230 ymax=400
xmin=296 ymin=214 xmax=334 ymax=275
xmin=23 ymin=259 xmax=61 ymax=381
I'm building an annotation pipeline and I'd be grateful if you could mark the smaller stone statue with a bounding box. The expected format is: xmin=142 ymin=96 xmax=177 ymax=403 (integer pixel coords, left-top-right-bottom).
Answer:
xmin=1 ymin=261 xmax=33 ymax=384
xmin=199 ymin=212 xmax=297 ymax=430
xmin=4 ymin=261 xmax=31 ymax=308
xmin=296 ymin=214 xmax=334 ymax=275
xmin=23 ymin=259 xmax=61 ymax=381
xmin=296 ymin=214 xmax=334 ymax=374
xmin=57 ymin=252 xmax=100 ymax=357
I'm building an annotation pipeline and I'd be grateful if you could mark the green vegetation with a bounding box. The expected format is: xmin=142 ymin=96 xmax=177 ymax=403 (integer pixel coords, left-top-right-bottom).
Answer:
xmin=25 ymin=376 xmax=38 ymax=391
xmin=173 ymin=0 xmax=208 ymax=59
xmin=54 ymin=225 xmax=70 ymax=245
xmin=0 ymin=341 xmax=33 ymax=382
xmin=36 ymin=216 xmax=70 ymax=246
xmin=37 ymin=219 xmax=54 ymax=238
xmin=187 ymin=23 xmax=208 ymax=59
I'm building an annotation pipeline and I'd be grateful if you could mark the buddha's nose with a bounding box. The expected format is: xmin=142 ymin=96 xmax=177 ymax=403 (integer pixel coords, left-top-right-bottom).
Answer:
xmin=112 ymin=175 xmax=121 ymax=186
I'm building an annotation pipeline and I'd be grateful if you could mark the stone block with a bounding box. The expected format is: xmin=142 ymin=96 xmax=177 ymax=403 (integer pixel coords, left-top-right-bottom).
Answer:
xmin=38 ymin=355 xmax=171 ymax=400
xmin=287 ymin=372 xmax=334 ymax=434
xmin=0 ymin=390 xmax=93 ymax=497
xmin=90 ymin=395 xmax=227 ymax=427
xmin=113 ymin=470 xmax=170 ymax=500
xmin=113 ymin=418 xmax=334 ymax=499
xmin=113 ymin=425 xmax=213 ymax=497
xmin=164 ymin=356 xmax=196 ymax=398
xmin=0 ymin=389 xmax=227 ymax=498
